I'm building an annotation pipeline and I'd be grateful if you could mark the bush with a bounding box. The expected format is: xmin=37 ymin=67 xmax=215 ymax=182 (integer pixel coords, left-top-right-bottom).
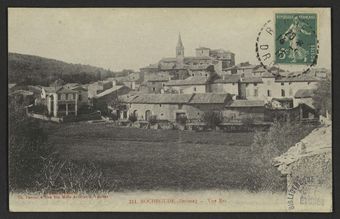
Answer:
xmin=148 ymin=115 xmax=158 ymax=125
xmin=30 ymin=104 xmax=48 ymax=115
xmin=128 ymin=113 xmax=137 ymax=123
xmin=111 ymin=112 xmax=119 ymax=121
xmin=36 ymin=154 xmax=110 ymax=193
xmin=202 ymin=111 xmax=222 ymax=129
xmin=313 ymin=78 xmax=331 ymax=117
xmin=78 ymin=105 xmax=95 ymax=114
xmin=94 ymin=101 xmax=110 ymax=117
xmin=244 ymin=121 xmax=317 ymax=192
xmin=176 ymin=115 xmax=187 ymax=125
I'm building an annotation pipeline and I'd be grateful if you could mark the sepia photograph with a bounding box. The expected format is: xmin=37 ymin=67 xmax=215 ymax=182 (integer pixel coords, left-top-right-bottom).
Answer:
xmin=7 ymin=8 xmax=332 ymax=212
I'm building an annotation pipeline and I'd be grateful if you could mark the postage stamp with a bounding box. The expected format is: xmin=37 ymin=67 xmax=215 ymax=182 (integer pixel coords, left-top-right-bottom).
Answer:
xmin=255 ymin=12 xmax=319 ymax=76
xmin=275 ymin=13 xmax=318 ymax=65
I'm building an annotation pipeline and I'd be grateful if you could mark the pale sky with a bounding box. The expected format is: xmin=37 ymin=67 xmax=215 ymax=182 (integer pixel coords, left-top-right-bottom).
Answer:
xmin=8 ymin=8 xmax=331 ymax=71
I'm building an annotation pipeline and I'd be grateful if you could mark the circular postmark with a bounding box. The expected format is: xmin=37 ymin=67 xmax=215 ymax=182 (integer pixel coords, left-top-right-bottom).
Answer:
xmin=286 ymin=175 xmax=326 ymax=211
xmin=255 ymin=13 xmax=319 ymax=77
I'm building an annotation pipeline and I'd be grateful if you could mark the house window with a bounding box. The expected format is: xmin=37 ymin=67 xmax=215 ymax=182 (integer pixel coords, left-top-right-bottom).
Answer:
xmin=267 ymin=90 xmax=271 ymax=97
xmin=192 ymin=74 xmax=194 ymax=76
xmin=254 ymin=89 xmax=258 ymax=97
xmin=152 ymin=87 xmax=156 ymax=92
xmin=58 ymin=94 xmax=61 ymax=100
xmin=281 ymin=89 xmax=285 ymax=97
xmin=281 ymin=82 xmax=285 ymax=86
xmin=59 ymin=104 xmax=66 ymax=111
xmin=205 ymin=74 xmax=208 ymax=77
xmin=193 ymin=87 xmax=197 ymax=91
xmin=307 ymin=82 xmax=311 ymax=85
xmin=254 ymin=83 xmax=257 ymax=86
xmin=61 ymin=94 xmax=66 ymax=100
xmin=159 ymin=104 xmax=162 ymax=107
xmin=79 ymin=94 xmax=82 ymax=101
xmin=246 ymin=83 xmax=249 ymax=87
xmin=232 ymin=83 xmax=235 ymax=85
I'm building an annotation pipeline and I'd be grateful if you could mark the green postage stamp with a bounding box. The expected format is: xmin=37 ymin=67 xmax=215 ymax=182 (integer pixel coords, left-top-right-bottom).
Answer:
xmin=275 ymin=13 xmax=317 ymax=65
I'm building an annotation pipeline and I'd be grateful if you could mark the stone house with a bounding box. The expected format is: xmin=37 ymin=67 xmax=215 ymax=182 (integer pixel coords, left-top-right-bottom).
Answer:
xmin=237 ymin=74 xmax=319 ymax=106
xmin=164 ymin=76 xmax=210 ymax=94
xmin=265 ymin=103 xmax=319 ymax=122
xmin=87 ymin=80 xmax=114 ymax=98
xmin=273 ymin=124 xmax=332 ymax=211
xmin=274 ymin=75 xmax=319 ymax=101
xmin=239 ymin=76 xmax=264 ymax=100
xmin=42 ymin=86 xmax=79 ymax=117
xmin=114 ymin=72 xmax=142 ymax=90
xmin=119 ymin=93 xmax=231 ymax=122
xmin=223 ymin=62 xmax=257 ymax=75
xmin=92 ymin=85 xmax=131 ymax=108
xmin=210 ymin=74 xmax=240 ymax=96
xmin=71 ymin=86 xmax=89 ymax=107
xmin=223 ymin=100 xmax=265 ymax=123
xmin=293 ymin=89 xmax=315 ymax=108
xmin=9 ymin=89 xmax=35 ymax=106
xmin=64 ymin=83 xmax=89 ymax=106
xmin=139 ymin=74 xmax=170 ymax=93
xmin=187 ymin=65 xmax=215 ymax=78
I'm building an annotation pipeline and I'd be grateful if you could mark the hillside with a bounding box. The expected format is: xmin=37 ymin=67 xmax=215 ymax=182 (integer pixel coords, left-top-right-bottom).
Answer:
xmin=8 ymin=53 xmax=117 ymax=86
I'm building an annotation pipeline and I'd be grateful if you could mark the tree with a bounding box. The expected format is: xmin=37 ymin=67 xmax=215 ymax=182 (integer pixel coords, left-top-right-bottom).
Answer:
xmin=94 ymin=101 xmax=110 ymax=117
xmin=128 ymin=113 xmax=137 ymax=123
xmin=9 ymin=98 xmax=111 ymax=193
xmin=176 ymin=115 xmax=187 ymax=125
xmin=8 ymin=98 xmax=50 ymax=191
xmin=313 ymin=78 xmax=331 ymax=117
xmin=202 ymin=111 xmax=222 ymax=129
xmin=148 ymin=115 xmax=158 ymax=125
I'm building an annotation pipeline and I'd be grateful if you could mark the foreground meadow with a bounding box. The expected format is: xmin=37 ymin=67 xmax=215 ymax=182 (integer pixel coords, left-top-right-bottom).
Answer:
xmin=44 ymin=122 xmax=284 ymax=191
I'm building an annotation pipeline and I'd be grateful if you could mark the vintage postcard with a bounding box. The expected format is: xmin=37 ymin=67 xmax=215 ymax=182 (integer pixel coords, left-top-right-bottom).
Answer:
xmin=8 ymin=8 xmax=332 ymax=212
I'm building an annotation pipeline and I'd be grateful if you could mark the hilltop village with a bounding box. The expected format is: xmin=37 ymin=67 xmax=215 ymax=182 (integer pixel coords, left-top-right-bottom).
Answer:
xmin=9 ymin=34 xmax=330 ymax=130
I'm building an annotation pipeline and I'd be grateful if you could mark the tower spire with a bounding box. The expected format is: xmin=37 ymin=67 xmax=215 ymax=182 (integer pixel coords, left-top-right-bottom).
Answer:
xmin=176 ymin=33 xmax=184 ymax=58
xmin=177 ymin=32 xmax=183 ymax=48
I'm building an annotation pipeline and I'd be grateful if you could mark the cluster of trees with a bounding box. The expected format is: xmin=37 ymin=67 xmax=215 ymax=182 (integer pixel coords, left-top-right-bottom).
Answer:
xmin=313 ymin=77 xmax=332 ymax=117
xmin=9 ymin=98 xmax=109 ymax=193
xmin=8 ymin=53 xmax=114 ymax=86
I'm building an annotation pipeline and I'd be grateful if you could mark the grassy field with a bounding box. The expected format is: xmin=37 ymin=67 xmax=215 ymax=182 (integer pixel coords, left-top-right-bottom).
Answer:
xmin=45 ymin=122 xmax=283 ymax=191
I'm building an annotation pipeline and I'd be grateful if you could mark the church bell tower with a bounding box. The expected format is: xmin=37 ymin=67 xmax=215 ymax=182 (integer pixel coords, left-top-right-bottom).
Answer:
xmin=176 ymin=33 xmax=184 ymax=59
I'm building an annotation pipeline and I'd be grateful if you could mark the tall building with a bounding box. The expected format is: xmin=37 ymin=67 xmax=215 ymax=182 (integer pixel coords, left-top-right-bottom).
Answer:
xmin=140 ymin=34 xmax=236 ymax=78
xmin=176 ymin=33 xmax=184 ymax=59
